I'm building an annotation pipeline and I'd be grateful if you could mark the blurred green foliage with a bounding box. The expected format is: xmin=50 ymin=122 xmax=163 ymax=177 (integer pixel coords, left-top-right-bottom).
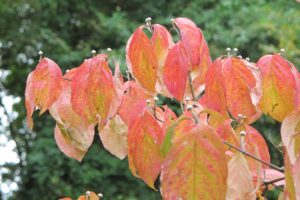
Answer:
xmin=0 ymin=0 xmax=299 ymax=199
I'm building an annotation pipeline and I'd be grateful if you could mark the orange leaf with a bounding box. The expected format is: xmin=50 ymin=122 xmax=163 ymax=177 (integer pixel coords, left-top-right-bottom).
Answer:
xmin=161 ymin=124 xmax=228 ymax=200
xmin=118 ymin=81 xmax=150 ymax=126
xmin=174 ymin=18 xmax=212 ymax=95
xmin=243 ymin=126 xmax=271 ymax=172
xmin=216 ymin=120 xmax=239 ymax=147
xmin=163 ymin=42 xmax=189 ymax=101
xmin=222 ymin=57 xmax=262 ymax=123
xmin=50 ymin=71 xmax=95 ymax=161
xmin=205 ymin=58 xmax=228 ymax=117
xmin=50 ymin=68 xmax=81 ymax=125
xmin=226 ymin=153 xmax=256 ymax=200
xmin=71 ymin=55 xmax=105 ymax=123
xmin=161 ymin=106 xmax=178 ymax=135
xmin=171 ymin=113 xmax=195 ymax=143
xmin=25 ymin=58 xmax=63 ymax=129
xmin=152 ymin=24 xmax=174 ymax=96
xmin=127 ymin=110 xmax=164 ymax=189
xmin=174 ymin=18 xmax=211 ymax=71
xmin=200 ymin=108 xmax=227 ymax=129
xmin=257 ymin=54 xmax=297 ymax=122
xmin=191 ymin=27 xmax=212 ymax=86
xmin=126 ymin=26 xmax=158 ymax=92
xmin=87 ymin=56 xmax=114 ymax=122
xmin=99 ymin=114 xmax=128 ymax=160
xmin=205 ymin=57 xmax=262 ymax=123
xmin=281 ymin=110 xmax=300 ymax=165
xmin=108 ymin=62 xmax=124 ymax=118
xmin=151 ymin=24 xmax=173 ymax=68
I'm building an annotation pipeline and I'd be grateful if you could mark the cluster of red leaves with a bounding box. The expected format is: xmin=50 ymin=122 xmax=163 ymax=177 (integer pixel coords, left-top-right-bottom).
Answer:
xmin=25 ymin=17 xmax=300 ymax=199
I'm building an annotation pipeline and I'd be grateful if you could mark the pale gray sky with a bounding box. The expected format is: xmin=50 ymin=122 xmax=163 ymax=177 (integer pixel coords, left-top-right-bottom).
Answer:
xmin=0 ymin=69 xmax=21 ymax=199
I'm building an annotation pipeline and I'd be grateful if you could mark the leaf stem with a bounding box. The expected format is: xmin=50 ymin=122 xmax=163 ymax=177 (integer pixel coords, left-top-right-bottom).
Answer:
xmin=149 ymin=107 xmax=164 ymax=123
xmin=188 ymin=71 xmax=196 ymax=101
xmin=223 ymin=141 xmax=283 ymax=172
xmin=170 ymin=19 xmax=181 ymax=40
xmin=180 ymin=102 xmax=184 ymax=113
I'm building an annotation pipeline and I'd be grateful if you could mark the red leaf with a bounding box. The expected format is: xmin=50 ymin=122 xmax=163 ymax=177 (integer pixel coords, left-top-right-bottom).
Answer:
xmin=174 ymin=18 xmax=212 ymax=100
xmin=171 ymin=113 xmax=195 ymax=143
xmin=126 ymin=26 xmax=158 ymax=92
xmin=161 ymin=124 xmax=228 ymax=199
xmin=199 ymin=108 xmax=227 ymax=129
xmin=174 ymin=18 xmax=208 ymax=69
xmin=71 ymin=56 xmax=103 ymax=123
xmin=194 ymin=27 xmax=212 ymax=84
xmin=257 ymin=54 xmax=297 ymax=122
xmin=163 ymin=42 xmax=189 ymax=101
xmin=216 ymin=120 xmax=239 ymax=147
xmin=161 ymin=106 xmax=177 ymax=136
xmin=50 ymin=70 xmax=95 ymax=161
xmin=174 ymin=17 xmax=212 ymax=88
xmin=222 ymin=57 xmax=262 ymax=123
xmin=118 ymin=81 xmax=150 ymax=126
xmin=160 ymin=115 xmax=194 ymax=157
xmin=128 ymin=110 xmax=164 ymax=189
xmin=108 ymin=62 xmax=124 ymax=118
xmin=87 ymin=56 xmax=114 ymax=122
xmin=205 ymin=57 xmax=262 ymax=124
xmin=244 ymin=126 xmax=270 ymax=172
xmin=71 ymin=54 xmax=114 ymax=124
xmin=25 ymin=58 xmax=63 ymax=129
xmin=205 ymin=58 xmax=228 ymax=117
xmin=152 ymin=24 xmax=174 ymax=96
xmin=151 ymin=24 xmax=174 ymax=68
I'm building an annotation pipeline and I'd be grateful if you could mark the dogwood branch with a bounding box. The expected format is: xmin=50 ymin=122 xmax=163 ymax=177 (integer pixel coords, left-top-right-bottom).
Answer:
xmin=223 ymin=141 xmax=283 ymax=172
xmin=263 ymin=177 xmax=285 ymax=185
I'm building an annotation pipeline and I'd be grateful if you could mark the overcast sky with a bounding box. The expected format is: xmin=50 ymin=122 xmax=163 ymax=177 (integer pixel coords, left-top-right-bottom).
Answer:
xmin=0 ymin=69 xmax=20 ymax=199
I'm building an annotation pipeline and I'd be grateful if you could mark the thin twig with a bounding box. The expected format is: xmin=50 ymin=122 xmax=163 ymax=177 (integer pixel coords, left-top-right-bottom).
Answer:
xmin=170 ymin=19 xmax=182 ymax=40
xmin=261 ymin=177 xmax=285 ymax=193
xmin=267 ymin=132 xmax=283 ymax=154
xmin=263 ymin=177 xmax=285 ymax=185
xmin=223 ymin=141 xmax=283 ymax=172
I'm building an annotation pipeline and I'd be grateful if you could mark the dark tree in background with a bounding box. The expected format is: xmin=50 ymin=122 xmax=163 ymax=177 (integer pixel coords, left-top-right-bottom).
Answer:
xmin=0 ymin=0 xmax=299 ymax=199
